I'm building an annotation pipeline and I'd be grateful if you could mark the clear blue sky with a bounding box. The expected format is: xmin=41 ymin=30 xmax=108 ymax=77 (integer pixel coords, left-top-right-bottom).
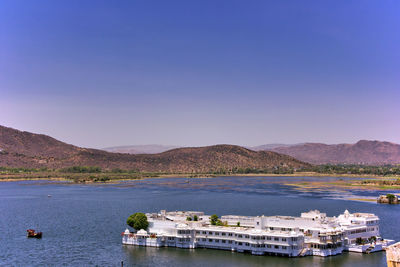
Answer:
xmin=1 ymin=0 xmax=399 ymax=148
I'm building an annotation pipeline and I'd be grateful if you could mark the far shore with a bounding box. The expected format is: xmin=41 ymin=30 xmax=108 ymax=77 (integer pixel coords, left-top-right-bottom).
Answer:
xmin=0 ymin=171 xmax=399 ymax=185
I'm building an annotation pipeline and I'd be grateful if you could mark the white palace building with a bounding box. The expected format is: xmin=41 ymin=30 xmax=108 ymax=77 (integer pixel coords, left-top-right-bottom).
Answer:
xmin=122 ymin=210 xmax=394 ymax=257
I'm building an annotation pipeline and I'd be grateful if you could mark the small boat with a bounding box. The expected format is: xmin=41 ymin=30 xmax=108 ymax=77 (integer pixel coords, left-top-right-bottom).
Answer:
xmin=47 ymin=195 xmax=52 ymax=198
xmin=27 ymin=229 xmax=42 ymax=238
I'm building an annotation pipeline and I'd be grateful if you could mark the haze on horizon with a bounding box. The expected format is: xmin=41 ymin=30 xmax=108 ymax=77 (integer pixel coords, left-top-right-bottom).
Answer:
xmin=1 ymin=1 xmax=399 ymax=149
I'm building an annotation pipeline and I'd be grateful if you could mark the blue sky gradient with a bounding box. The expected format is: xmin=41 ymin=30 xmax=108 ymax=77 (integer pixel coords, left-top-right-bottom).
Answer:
xmin=1 ymin=0 xmax=399 ymax=148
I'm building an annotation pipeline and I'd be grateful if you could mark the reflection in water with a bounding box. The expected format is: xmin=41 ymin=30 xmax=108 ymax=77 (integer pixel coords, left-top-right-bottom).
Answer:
xmin=116 ymin=176 xmax=395 ymax=202
xmin=122 ymin=245 xmax=386 ymax=267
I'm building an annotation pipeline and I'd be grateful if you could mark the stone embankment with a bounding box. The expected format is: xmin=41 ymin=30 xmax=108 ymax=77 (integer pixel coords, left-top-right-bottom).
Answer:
xmin=386 ymin=242 xmax=400 ymax=267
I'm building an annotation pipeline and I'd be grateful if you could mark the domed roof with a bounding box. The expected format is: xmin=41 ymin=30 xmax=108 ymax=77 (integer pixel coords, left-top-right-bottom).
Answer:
xmin=344 ymin=209 xmax=350 ymax=218
xmin=137 ymin=229 xmax=148 ymax=235
xmin=124 ymin=229 xmax=130 ymax=234
xmin=176 ymin=223 xmax=188 ymax=229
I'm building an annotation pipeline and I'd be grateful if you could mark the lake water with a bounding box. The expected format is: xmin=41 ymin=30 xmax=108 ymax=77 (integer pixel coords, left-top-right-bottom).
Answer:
xmin=1 ymin=176 xmax=399 ymax=266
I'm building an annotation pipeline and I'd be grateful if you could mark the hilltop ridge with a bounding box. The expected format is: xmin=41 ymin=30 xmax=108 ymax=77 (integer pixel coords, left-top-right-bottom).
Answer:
xmin=266 ymin=140 xmax=400 ymax=165
xmin=0 ymin=125 xmax=309 ymax=172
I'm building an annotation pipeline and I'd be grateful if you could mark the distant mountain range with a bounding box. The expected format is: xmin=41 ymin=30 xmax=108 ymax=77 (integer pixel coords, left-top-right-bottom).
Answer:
xmin=104 ymin=144 xmax=295 ymax=154
xmin=249 ymin=144 xmax=303 ymax=151
xmin=1 ymin=125 xmax=398 ymax=170
xmin=0 ymin=125 xmax=309 ymax=172
xmin=266 ymin=141 xmax=400 ymax=165
xmin=103 ymin=145 xmax=179 ymax=154
xmin=103 ymin=141 xmax=400 ymax=165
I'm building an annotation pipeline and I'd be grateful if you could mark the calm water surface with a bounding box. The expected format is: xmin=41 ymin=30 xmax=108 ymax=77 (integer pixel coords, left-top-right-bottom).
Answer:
xmin=1 ymin=176 xmax=399 ymax=266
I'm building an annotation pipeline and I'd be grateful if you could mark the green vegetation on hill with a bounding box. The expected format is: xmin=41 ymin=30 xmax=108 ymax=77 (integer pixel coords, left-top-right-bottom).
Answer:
xmin=59 ymin=166 xmax=102 ymax=173
xmin=303 ymin=164 xmax=400 ymax=176
xmin=1 ymin=164 xmax=399 ymax=184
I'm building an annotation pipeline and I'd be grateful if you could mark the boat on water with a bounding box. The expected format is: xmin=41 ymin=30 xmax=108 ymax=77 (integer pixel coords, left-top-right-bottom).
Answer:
xmin=27 ymin=229 xmax=42 ymax=238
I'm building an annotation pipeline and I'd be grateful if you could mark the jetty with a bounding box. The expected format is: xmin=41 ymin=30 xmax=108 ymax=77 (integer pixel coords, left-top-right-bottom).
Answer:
xmin=122 ymin=209 xmax=394 ymax=257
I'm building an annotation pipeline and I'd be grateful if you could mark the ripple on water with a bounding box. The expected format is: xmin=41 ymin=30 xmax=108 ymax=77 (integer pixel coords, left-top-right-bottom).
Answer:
xmin=1 ymin=176 xmax=399 ymax=266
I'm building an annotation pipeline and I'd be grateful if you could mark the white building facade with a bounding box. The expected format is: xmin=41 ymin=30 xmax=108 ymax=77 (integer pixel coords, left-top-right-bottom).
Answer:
xmin=122 ymin=209 xmax=394 ymax=257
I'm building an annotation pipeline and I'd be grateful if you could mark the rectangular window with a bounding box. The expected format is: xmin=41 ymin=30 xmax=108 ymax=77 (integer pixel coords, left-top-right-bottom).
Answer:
xmin=275 ymin=245 xmax=279 ymax=249
xmin=274 ymin=237 xmax=279 ymax=241
xmin=282 ymin=238 xmax=287 ymax=241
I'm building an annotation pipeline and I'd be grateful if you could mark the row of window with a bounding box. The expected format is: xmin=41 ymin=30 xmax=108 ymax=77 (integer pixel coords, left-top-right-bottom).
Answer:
xmin=196 ymin=231 xmax=234 ymax=237
xmin=197 ymin=238 xmax=233 ymax=244
xmin=195 ymin=231 xmax=295 ymax=242
xmin=177 ymin=230 xmax=191 ymax=234
xmin=269 ymin=227 xmax=293 ymax=232
xmin=168 ymin=237 xmax=298 ymax=250
xmin=349 ymin=229 xmax=367 ymax=235
xmin=196 ymin=238 xmax=292 ymax=249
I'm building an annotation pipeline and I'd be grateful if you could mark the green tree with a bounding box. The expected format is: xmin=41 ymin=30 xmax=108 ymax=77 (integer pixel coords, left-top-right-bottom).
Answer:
xmin=210 ymin=214 xmax=219 ymax=225
xmin=355 ymin=237 xmax=365 ymax=245
xmin=193 ymin=215 xmax=198 ymax=221
xmin=127 ymin=213 xmax=149 ymax=230
xmin=387 ymin=194 xmax=396 ymax=204
xmin=215 ymin=220 xmax=223 ymax=226
xmin=186 ymin=216 xmax=192 ymax=221
xmin=236 ymin=222 xmax=240 ymax=227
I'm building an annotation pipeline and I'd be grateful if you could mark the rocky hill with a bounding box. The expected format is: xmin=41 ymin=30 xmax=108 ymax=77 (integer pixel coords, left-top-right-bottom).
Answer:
xmin=267 ymin=140 xmax=400 ymax=165
xmin=0 ymin=125 xmax=310 ymax=172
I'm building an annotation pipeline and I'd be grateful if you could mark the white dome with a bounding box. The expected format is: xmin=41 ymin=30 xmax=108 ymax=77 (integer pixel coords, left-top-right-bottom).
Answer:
xmin=344 ymin=210 xmax=350 ymax=218
xmin=176 ymin=223 xmax=188 ymax=229
xmin=137 ymin=229 xmax=148 ymax=235
xmin=124 ymin=229 xmax=130 ymax=234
